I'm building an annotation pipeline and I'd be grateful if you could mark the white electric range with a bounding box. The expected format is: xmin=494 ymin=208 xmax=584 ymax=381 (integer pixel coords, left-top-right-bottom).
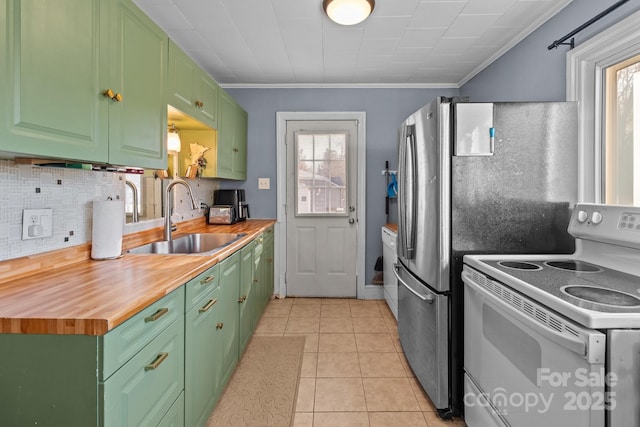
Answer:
xmin=462 ymin=203 xmax=640 ymax=427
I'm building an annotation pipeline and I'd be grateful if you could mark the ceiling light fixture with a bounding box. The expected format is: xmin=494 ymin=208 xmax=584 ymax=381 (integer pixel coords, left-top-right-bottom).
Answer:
xmin=323 ymin=0 xmax=375 ymax=26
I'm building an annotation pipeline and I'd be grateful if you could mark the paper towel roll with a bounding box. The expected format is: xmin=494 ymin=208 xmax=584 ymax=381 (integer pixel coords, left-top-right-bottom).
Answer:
xmin=91 ymin=200 xmax=125 ymax=260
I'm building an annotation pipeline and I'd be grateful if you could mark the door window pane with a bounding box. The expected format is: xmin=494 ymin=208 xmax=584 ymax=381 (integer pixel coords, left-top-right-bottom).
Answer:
xmin=604 ymin=54 xmax=640 ymax=205
xmin=295 ymin=131 xmax=348 ymax=215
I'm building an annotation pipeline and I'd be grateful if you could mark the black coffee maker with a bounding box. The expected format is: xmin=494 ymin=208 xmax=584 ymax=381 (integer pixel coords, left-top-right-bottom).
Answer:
xmin=212 ymin=189 xmax=249 ymax=223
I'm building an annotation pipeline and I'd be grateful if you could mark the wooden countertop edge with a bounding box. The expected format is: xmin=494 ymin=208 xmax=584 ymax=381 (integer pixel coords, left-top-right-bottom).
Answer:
xmin=384 ymin=223 xmax=398 ymax=233
xmin=0 ymin=218 xmax=276 ymax=335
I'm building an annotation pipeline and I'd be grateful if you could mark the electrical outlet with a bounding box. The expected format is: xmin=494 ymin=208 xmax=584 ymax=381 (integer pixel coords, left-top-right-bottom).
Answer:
xmin=258 ymin=178 xmax=270 ymax=190
xmin=22 ymin=209 xmax=53 ymax=240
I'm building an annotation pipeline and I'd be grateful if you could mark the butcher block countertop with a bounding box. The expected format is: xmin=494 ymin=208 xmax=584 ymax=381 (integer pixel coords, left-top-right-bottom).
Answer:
xmin=0 ymin=219 xmax=275 ymax=336
xmin=384 ymin=223 xmax=397 ymax=233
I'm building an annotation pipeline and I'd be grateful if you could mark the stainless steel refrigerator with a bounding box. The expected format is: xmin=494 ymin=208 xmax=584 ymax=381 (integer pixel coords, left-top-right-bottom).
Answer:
xmin=394 ymin=97 xmax=578 ymax=418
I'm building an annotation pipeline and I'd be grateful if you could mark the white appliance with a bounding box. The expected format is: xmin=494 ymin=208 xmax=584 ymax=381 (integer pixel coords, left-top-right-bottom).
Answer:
xmin=382 ymin=226 xmax=398 ymax=320
xmin=394 ymin=97 xmax=579 ymax=417
xmin=463 ymin=203 xmax=640 ymax=427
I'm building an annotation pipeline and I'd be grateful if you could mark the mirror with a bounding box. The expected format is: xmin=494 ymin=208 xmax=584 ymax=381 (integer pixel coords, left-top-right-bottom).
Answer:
xmin=125 ymin=170 xmax=163 ymax=224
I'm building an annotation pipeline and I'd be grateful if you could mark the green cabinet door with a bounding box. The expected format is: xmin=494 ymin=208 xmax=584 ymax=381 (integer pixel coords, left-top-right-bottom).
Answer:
xmin=252 ymin=235 xmax=265 ymax=321
xmin=233 ymin=105 xmax=248 ymax=180
xmin=167 ymin=39 xmax=199 ymax=117
xmin=185 ymin=286 xmax=223 ymax=427
xmin=264 ymin=227 xmax=275 ymax=299
xmin=167 ymin=40 xmax=219 ymax=130
xmin=216 ymin=89 xmax=236 ymax=179
xmin=219 ymin=251 xmax=240 ymax=386
xmin=238 ymin=241 xmax=254 ymax=355
xmin=107 ymin=0 xmax=167 ymax=169
xmin=216 ymin=90 xmax=247 ymax=180
xmin=195 ymin=72 xmax=219 ymax=129
xmin=103 ymin=317 xmax=185 ymax=427
xmin=0 ymin=0 xmax=109 ymax=162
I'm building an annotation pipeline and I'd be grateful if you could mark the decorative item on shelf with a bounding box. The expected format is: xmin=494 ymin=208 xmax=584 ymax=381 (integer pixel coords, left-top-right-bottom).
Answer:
xmin=322 ymin=0 xmax=375 ymax=26
xmin=185 ymin=164 xmax=198 ymax=179
xmin=154 ymin=169 xmax=169 ymax=179
xmin=189 ymin=143 xmax=210 ymax=177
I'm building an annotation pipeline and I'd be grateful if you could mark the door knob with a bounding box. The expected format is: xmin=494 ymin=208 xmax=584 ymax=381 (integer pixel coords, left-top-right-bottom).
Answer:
xmin=348 ymin=218 xmax=355 ymax=224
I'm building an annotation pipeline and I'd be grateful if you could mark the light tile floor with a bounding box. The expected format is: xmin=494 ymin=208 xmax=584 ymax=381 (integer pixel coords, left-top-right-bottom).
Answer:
xmin=254 ymin=297 xmax=468 ymax=427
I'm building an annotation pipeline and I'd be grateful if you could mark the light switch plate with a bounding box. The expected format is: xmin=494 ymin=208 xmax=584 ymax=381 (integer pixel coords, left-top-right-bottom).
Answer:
xmin=22 ymin=209 xmax=53 ymax=240
xmin=258 ymin=178 xmax=270 ymax=190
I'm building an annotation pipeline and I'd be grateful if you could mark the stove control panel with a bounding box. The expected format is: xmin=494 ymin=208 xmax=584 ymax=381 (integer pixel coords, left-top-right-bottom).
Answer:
xmin=620 ymin=212 xmax=640 ymax=232
xmin=569 ymin=203 xmax=640 ymax=249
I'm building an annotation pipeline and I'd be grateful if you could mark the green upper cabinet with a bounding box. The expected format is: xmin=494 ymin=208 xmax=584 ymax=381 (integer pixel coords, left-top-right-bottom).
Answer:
xmin=0 ymin=0 xmax=167 ymax=169
xmin=168 ymin=40 xmax=219 ymax=129
xmin=0 ymin=0 xmax=109 ymax=162
xmin=106 ymin=0 xmax=168 ymax=169
xmin=217 ymin=89 xmax=247 ymax=180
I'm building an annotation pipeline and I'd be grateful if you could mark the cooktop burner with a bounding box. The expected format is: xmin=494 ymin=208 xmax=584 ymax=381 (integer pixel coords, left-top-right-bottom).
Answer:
xmin=545 ymin=260 xmax=602 ymax=272
xmin=562 ymin=285 xmax=640 ymax=307
xmin=497 ymin=261 xmax=542 ymax=271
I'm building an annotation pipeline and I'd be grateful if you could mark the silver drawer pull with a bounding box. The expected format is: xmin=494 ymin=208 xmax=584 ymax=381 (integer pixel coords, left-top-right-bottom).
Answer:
xmin=144 ymin=352 xmax=168 ymax=371
xmin=144 ymin=308 xmax=168 ymax=322
xmin=199 ymin=298 xmax=218 ymax=313
xmin=201 ymin=275 xmax=215 ymax=284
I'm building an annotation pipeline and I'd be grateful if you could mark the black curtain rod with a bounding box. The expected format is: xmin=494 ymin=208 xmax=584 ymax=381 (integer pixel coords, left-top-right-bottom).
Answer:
xmin=547 ymin=0 xmax=630 ymax=50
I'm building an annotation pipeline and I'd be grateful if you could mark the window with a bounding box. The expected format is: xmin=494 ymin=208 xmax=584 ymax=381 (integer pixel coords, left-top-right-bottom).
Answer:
xmin=295 ymin=131 xmax=348 ymax=215
xmin=604 ymin=55 xmax=640 ymax=205
xmin=567 ymin=10 xmax=640 ymax=205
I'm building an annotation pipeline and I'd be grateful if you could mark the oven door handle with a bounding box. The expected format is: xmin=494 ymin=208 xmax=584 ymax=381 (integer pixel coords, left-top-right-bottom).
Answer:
xmin=463 ymin=271 xmax=587 ymax=358
xmin=394 ymin=264 xmax=434 ymax=303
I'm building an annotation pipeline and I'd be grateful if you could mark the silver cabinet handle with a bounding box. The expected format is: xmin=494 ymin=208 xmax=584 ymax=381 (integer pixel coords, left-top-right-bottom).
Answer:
xmin=393 ymin=264 xmax=434 ymax=303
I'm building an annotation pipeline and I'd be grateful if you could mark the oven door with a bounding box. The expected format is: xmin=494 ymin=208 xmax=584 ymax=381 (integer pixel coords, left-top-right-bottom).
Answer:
xmin=462 ymin=266 xmax=606 ymax=427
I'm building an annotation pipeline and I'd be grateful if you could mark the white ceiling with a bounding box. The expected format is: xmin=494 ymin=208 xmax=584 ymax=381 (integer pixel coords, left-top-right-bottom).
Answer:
xmin=133 ymin=0 xmax=573 ymax=87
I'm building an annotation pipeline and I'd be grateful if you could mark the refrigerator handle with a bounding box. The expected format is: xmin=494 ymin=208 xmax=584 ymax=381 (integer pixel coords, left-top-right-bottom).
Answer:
xmin=398 ymin=125 xmax=417 ymax=259
xmin=394 ymin=264 xmax=434 ymax=303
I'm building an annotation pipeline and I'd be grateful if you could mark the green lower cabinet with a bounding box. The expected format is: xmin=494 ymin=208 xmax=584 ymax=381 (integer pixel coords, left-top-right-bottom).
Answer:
xmin=0 ymin=333 xmax=99 ymax=426
xmin=238 ymin=241 xmax=255 ymax=355
xmin=0 ymin=289 xmax=185 ymax=427
xmin=185 ymin=286 xmax=223 ymax=427
xmin=264 ymin=227 xmax=275 ymax=303
xmin=252 ymin=236 xmax=265 ymax=327
xmin=0 ymin=230 xmax=274 ymax=427
xmin=158 ymin=392 xmax=185 ymax=427
xmin=219 ymin=251 xmax=241 ymax=387
xmin=103 ymin=317 xmax=185 ymax=427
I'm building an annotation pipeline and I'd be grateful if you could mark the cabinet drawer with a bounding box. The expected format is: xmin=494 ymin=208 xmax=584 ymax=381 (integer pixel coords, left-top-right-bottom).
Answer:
xmin=102 ymin=289 xmax=184 ymax=380
xmin=185 ymin=264 xmax=220 ymax=310
xmin=158 ymin=391 xmax=185 ymax=427
xmin=103 ymin=317 xmax=185 ymax=427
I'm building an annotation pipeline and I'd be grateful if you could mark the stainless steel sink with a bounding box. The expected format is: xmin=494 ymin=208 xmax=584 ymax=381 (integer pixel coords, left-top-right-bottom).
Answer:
xmin=128 ymin=233 xmax=246 ymax=255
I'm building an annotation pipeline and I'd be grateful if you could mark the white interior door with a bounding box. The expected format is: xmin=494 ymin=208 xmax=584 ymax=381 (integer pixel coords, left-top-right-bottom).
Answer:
xmin=286 ymin=120 xmax=358 ymax=297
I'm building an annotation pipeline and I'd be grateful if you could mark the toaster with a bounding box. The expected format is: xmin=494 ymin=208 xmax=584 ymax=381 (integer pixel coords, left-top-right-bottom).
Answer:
xmin=207 ymin=205 xmax=236 ymax=225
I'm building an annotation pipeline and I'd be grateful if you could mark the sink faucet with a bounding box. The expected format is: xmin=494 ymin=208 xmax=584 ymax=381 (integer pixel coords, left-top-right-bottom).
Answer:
xmin=164 ymin=178 xmax=199 ymax=241
xmin=125 ymin=180 xmax=139 ymax=223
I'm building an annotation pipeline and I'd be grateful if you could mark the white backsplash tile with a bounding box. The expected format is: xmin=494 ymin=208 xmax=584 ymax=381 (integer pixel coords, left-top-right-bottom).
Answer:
xmin=0 ymin=159 xmax=219 ymax=262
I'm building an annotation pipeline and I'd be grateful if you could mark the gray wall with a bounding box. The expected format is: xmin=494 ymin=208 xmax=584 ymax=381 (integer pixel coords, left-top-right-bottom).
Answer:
xmin=224 ymin=88 xmax=458 ymax=287
xmin=460 ymin=0 xmax=640 ymax=101
xmin=224 ymin=0 xmax=640 ymax=290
